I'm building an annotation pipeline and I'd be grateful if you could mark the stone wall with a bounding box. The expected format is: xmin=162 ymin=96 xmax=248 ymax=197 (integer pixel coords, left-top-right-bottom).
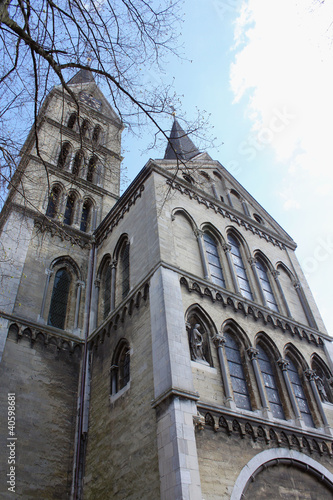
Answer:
xmin=83 ymin=297 xmax=160 ymax=499
xmin=0 ymin=333 xmax=80 ymax=499
xmin=196 ymin=428 xmax=333 ymax=500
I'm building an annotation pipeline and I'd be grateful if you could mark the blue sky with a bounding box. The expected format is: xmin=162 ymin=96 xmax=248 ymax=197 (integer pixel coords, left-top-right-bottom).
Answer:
xmin=121 ymin=0 xmax=333 ymax=335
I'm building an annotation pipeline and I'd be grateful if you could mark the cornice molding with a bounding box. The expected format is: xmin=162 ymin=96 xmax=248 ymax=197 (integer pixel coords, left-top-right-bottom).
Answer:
xmin=3 ymin=312 xmax=83 ymax=354
xmin=89 ymin=281 xmax=150 ymax=348
xmin=35 ymin=218 xmax=92 ymax=249
xmin=166 ymin=178 xmax=295 ymax=250
xmin=95 ymin=184 xmax=145 ymax=244
xmin=179 ymin=274 xmax=329 ymax=345
xmin=196 ymin=404 xmax=333 ymax=458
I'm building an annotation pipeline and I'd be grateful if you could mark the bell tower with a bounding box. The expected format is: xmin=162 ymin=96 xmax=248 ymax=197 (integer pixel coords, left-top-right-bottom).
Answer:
xmin=0 ymin=69 xmax=123 ymax=353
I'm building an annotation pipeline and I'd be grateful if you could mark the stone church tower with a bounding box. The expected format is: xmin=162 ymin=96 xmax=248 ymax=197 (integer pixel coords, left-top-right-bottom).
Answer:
xmin=1 ymin=72 xmax=333 ymax=499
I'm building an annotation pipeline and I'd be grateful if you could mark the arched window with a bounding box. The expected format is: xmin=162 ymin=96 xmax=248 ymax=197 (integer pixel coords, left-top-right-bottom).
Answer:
xmin=87 ymin=156 xmax=97 ymax=183
xmin=103 ymin=264 xmax=111 ymax=319
xmin=227 ymin=233 xmax=253 ymax=301
xmin=92 ymin=125 xmax=101 ymax=145
xmin=72 ymin=150 xmax=84 ymax=176
xmin=46 ymin=186 xmax=60 ymax=218
xmin=48 ymin=268 xmax=71 ymax=329
xmin=63 ymin=193 xmax=76 ymax=225
xmin=57 ymin=142 xmax=71 ymax=169
xmin=81 ymin=119 xmax=90 ymax=138
xmin=203 ymin=232 xmax=225 ymax=288
xmin=67 ymin=112 xmax=77 ymax=129
xmin=111 ymin=341 xmax=130 ymax=395
xmin=257 ymin=345 xmax=285 ymax=419
xmin=80 ymin=200 xmax=92 ymax=232
xmin=286 ymin=355 xmax=314 ymax=427
xmin=224 ymin=331 xmax=252 ymax=410
xmin=256 ymin=258 xmax=279 ymax=312
xmin=121 ymin=242 xmax=130 ymax=299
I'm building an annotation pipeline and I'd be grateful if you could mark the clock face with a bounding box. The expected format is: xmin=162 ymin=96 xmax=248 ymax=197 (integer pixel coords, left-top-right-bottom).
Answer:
xmin=79 ymin=92 xmax=102 ymax=110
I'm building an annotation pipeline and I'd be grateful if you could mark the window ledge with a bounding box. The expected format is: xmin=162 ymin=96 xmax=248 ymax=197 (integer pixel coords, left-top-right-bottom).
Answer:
xmin=110 ymin=381 xmax=130 ymax=404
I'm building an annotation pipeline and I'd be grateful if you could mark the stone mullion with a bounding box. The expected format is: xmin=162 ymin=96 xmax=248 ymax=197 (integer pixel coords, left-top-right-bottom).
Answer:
xmin=294 ymin=282 xmax=317 ymax=330
xmin=110 ymin=364 xmax=118 ymax=395
xmin=241 ymin=199 xmax=250 ymax=216
xmin=305 ymin=369 xmax=330 ymax=432
xmin=91 ymin=278 xmax=100 ymax=330
xmin=74 ymin=280 xmax=85 ymax=330
xmin=272 ymin=270 xmax=292 ymax=317
xmin=38 ymin=268 xmax=53 ymax=323
xmin=278 ymin=358 xmax=302 ymax=424
xmin=248 ymin=258 xmax=261 ymax=304
xmin=247 ymin=347 xmax=269 ymax=411
xmin=195 ymin=229 xmax=210 ymax=280
xmin=223 ymin=244 xmax=239 ymax=294
xmin=213 ymin=335 xmax=232 ymax=404
xmin=211 ymin=182 xmax=219 ymax=199
xmin=110 ymin=261 xmax=117 ymax=312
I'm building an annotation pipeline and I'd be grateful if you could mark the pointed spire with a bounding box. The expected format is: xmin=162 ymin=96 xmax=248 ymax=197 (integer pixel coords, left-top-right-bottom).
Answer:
xmin=164 ymin=119 xmax=200 ymax=161
xmin=67 ymin=69 xmax=95 ymax=85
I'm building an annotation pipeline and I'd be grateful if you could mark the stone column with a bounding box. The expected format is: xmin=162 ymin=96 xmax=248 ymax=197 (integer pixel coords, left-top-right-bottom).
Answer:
xmin=294 ymin=282 xmax=317 ymax=330
xmin=213 ymin=334 xmax=233 ymax=405
xmin=74 ymin=199 xmax=83 ymax=228
xmin=272 ymin=270 xmax=292 ymax=317
xmin=305 ymin=369 xmax=330 ymax=433
xmin=211 ymin=182 xmax=219 ymax=199
xmin=91 ymin=207 xmax=98 ymax=231
xmin=194 ymin=229 xmax=210 ymax=279
xmin=241 ymin=199 xmax=250 ymax=216
xmin=90 ymin=278 xmax=100 ymax=330
xmin=247 ymin=347 xmax=269 ymax=412
xmin=223 ymin=243 xmax=239 ymax=294
xmin=248 ymin=258 xmax=261 ymax=303
xmin=110 ymin=364 xmax=118 ymax=395
xmin=38 ymin=268 xmax=53 ymax=324
xmin=110 ymin=260 xmax=117 ymax=312
xmin=278 ymin=358 xmax=302 ymax=425
xmin=227 ymin=191 xmax=233 ymax=207
xmin=74 ymin=280 xmax=85 ymax=330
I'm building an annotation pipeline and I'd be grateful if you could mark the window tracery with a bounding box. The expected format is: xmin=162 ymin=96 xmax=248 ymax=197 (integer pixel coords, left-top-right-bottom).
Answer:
xmin=46 ymin=186 xmax=61 ymax=218
xmin=111 ymin=340 xmax=130 ymax=395
xmin=227 ymin=233 xmax=253 ymax=301
xmin=203 ymin=231 xmax=225 ymax=288
xmin=48 ymin=268 xmax=71 ymax=330
xmin=224 ymin=330 xmax=252 ymax=411
xmin=57 ymin=142 xmax=71 ymax=169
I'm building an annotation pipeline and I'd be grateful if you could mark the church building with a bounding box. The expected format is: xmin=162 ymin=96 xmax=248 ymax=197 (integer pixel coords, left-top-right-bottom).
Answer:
xmin=1 ymin=70 xmax=333 ymax=499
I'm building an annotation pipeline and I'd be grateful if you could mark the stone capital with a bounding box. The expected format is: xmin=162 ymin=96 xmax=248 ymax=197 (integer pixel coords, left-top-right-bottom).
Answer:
xmin=212 ymin=334 xmax=226 ymax=348
xmin=193 ymin=228 xmax=203 ymax=238
xmin=277 ymin=358 xmax=290 ymax=371
xmin=248 ymin=257 xmax=257 ymax=267
xmin=222 ymin=243 xmax=231 ymax=254
xmin=272 ymin=270 xmax=280 ymax=279
xmin=247 ymin=347 xmax=259 ymax=360
xmin=94 ymin=278 xmax=101 ymax=288
xmin=304 ymin=369 xmax=316 ymax=382
xmin=45 ymin=268 xmax=54 ymax=277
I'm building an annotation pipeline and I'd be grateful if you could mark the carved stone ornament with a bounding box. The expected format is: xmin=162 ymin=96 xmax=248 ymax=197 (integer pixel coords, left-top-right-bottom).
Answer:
xmin=212 ymin=334 xmax=226 ymax=348
xmin=277 ymin=358 xmax=290 ymax=371
xmin=193 ymin=412 xmax=205 ymax=430
xmin=247 ymin=347 xmax=259 ymax=361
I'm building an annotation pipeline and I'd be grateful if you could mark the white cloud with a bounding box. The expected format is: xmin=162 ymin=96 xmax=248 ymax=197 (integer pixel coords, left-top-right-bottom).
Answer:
xmin=229 ymin=0 xmax=333 ymax=334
